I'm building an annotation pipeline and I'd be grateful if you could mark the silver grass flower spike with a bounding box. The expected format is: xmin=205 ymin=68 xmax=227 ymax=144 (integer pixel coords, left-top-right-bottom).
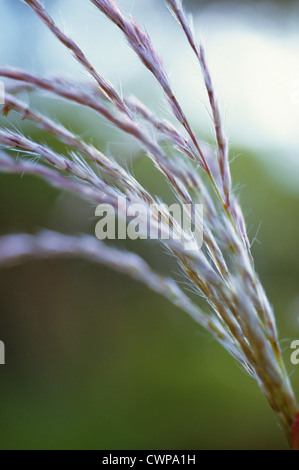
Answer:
xmin=0 ymin=0 xmax=298 ymax=448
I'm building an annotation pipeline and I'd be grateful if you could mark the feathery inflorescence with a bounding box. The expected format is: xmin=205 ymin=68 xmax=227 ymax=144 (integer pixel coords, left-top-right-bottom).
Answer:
xmin=0 ymin=0 xmax=297 ymax=446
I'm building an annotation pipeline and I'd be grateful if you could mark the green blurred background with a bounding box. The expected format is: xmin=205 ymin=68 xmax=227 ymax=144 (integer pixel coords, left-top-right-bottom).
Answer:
xmin=0 ymin=0 xmax=298 ymax=450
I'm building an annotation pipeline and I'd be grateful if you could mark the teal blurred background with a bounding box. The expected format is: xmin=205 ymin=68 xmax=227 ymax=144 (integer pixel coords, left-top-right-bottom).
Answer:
xmin=0 ymin=0 xmax=298 ymax=450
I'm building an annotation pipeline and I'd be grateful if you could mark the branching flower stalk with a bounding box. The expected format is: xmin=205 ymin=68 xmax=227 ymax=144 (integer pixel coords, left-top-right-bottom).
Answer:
xmin=0 ymin=0 xmax=298 ymax=448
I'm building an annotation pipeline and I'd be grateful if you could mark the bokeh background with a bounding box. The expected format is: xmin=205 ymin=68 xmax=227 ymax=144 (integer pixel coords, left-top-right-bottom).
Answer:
xmin=0 ymin=0 xmax=298 ymax=450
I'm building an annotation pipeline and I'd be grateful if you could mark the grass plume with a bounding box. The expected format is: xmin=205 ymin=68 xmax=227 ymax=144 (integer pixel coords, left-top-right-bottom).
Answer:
xmin=0 ymin=0 xmax=298 ymax=448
